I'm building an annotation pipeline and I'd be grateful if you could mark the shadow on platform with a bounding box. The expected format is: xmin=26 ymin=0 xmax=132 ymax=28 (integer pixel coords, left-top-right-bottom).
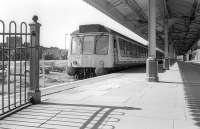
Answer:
xmin=118 ymin=64 xmax=165 ymax=74
xmin=178 ymin=62 xmax=200 ymax=127
xmin=159 ymin=81 xmax=200 ymax=85
xmin=119 ymin=65 xmax=146 ymax=73
xmin=40 ymin=102 xmax=141 ymax=129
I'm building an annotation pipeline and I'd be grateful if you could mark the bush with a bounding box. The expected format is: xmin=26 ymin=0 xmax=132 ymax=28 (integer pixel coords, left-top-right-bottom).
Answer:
xmin=52 ymin=66 xmax=66 ymax=72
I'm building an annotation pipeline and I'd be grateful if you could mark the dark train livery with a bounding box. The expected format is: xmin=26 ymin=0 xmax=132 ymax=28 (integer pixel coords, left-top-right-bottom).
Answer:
xmin=67 ymin=24 xmax=163 ymax=79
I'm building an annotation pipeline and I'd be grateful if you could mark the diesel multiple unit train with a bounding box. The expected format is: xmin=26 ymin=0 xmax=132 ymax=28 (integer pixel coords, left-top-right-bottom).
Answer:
xmin=67 ymin=24 xmax=163 ymax=79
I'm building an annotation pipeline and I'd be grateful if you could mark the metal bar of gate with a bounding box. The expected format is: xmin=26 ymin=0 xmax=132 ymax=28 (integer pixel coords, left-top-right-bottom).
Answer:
xmin=20 ymin=22 xmax=28 ymax=104
xmin=0 ymin=32 xmax=30 ymax=35
xmin=21 ymin=23 xmax=28 ymax=103
xmin=9 ymin=21 xmax=17 ymax=108
xmin=14 ymin=22 xmax=17 ymax=107
xmin=20 ymin=25 xmax=22 ymax=105
xmin=0 ymin=20 xmax=5 ymax=113
xmin=8 ymin=23 xmax=11 ymax=110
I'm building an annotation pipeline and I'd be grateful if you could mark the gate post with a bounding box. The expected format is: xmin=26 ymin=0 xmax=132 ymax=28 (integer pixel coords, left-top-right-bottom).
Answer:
xmin=28 ymin=15 xmax=41 ymax=104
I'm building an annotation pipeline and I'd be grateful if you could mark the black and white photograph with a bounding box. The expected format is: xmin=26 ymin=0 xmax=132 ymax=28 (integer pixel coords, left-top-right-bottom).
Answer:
xmin=0 ymin=0 xmax=200 ymax=128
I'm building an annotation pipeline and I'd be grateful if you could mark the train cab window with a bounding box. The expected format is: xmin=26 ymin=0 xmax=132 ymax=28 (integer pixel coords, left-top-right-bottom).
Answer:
xmin=71 ymin=36 xmax=82 ymax=55
xmin=83 ymin=35 xmax=95 ymax=54
xmin=95 ymin=35 xmax=109 ymax=55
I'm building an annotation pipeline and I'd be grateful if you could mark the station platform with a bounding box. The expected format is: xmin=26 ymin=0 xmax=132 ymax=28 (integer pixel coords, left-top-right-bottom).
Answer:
xmin=0 ymin=62 xmax=200 ymax=129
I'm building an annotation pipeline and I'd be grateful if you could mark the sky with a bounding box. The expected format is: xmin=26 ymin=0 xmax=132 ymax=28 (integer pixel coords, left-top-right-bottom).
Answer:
xmin=0 ymin=0 xmax=147 ymax=49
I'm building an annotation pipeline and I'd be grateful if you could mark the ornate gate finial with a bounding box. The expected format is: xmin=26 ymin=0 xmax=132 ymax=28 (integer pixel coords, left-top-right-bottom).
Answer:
xmin=32 ymin=15 xmax=38 ymax=23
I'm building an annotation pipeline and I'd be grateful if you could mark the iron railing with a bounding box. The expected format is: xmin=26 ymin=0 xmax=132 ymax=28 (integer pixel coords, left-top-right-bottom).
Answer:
xmin=0 ymin=20 xmax=33 ymax=116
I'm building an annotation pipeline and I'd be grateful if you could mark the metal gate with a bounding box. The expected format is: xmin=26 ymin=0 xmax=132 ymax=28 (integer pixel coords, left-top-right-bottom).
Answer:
xmin=0 ymin=16 xmax=41 ymax=117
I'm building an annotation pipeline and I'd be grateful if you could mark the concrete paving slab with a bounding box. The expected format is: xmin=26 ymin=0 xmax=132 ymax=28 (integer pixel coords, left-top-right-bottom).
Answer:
xmin=8 ymin=113 xmax=51 ymax=120
xmin=40 ymin=124 xmax=79 ymax=129
xmin=0 ymin=120 xmax=41 ymax=127
xmin=44 ymin=120 xmax=83 ymax=127
xmin=16 ymin=110 xmax=56 ymax=117
xmin=0 ymin=124 xmax=46 ymax=129
xmin=3 ymin=117 xmax=46 ymax=123
xmin=114 ymin=116 xmax=173 ymax=129
xmin=174 ymin=120 xmax=200 ymax=129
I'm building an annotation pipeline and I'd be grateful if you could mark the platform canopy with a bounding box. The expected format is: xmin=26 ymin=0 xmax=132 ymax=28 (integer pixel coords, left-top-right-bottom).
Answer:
xmin=84 ymin=0 xmax=200 ymax=55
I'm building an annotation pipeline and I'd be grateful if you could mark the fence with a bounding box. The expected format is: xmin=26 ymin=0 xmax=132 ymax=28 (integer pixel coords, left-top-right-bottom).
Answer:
xmin=0 ymin=16 xmax=41 ymax=118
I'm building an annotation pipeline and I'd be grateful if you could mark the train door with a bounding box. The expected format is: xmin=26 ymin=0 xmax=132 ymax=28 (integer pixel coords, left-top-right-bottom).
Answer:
xmin=113 ymin=36 xmax=118 ymax=64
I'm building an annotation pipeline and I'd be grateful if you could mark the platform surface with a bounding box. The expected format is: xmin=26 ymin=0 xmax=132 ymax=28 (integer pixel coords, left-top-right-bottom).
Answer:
xmin=0 ymin=62 xmax=200 ymax=129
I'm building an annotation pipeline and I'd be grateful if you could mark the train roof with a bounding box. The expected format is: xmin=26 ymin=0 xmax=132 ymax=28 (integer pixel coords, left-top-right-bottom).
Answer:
xmin=71 ymin=24 xmax=109 ymax=35
xmin=71 ymin=24 xmax=147 ymax=48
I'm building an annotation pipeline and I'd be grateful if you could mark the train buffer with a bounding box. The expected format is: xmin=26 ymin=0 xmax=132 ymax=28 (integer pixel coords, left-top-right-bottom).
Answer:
xmin=0 ymin=62 xmax=200 ymax=129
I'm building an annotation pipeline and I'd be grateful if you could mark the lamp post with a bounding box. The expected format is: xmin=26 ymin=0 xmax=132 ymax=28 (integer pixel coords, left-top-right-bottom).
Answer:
xmin=42 ymin=51 xmax=45 ymax=88
xmin=65 ymin=34 xmax=68 ymax=60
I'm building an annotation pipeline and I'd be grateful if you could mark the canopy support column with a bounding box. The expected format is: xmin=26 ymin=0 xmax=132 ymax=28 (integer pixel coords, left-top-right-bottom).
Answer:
xmin=146 ymin=0 xmax=158 ymax=82
xmin=163 ymin=18 xmax=169 ymax=70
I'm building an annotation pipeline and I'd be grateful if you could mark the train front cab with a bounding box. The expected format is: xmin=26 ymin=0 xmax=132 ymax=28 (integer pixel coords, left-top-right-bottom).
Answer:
xmin=67 ymin=33 xmax=114 ymax=79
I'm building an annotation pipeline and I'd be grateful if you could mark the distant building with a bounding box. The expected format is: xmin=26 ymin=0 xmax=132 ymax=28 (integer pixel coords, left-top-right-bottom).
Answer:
xmin=0 ymin=36 xmax=22 ymax=48
xmin=43 ymin=47 xmax=68 ymax=60
xmin=6 ymin=36 xmax=22 ymax=48
xmin=0 ymin=42 xmax=8 ymax=48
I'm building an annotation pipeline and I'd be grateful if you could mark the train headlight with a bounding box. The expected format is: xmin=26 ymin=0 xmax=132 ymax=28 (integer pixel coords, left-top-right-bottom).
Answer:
xmin=73 ymin=61 xmax=78 ymax=65
xmin=99 ymin=61 xmax=104 ymax=67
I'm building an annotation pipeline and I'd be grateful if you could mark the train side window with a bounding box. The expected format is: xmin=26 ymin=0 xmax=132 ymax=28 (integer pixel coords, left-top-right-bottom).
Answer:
xmin=125 ymin=40 xmax=128 ymax=57
xmin=127 ymin=42 xmax=132 ymax=57
xmin=135 ymin=45 xmax=137 ymax=57
xmin=119 ymin=38 xmax=125 ymax=57
xmin=129 ymin=43 xmax=133 ymax=57
xmin=138 ymin=46 xmax=141 ymax=58
xmin=132 ymin=44 xmax=136 ymax=57
xmin=144 ymin=49 xmax=146 ymax=57
xmin=137 ymin=46 xmax=140 ymax=58
xmin=126 ymin=42 xmax=129 ymax=57
xmin=146 ymin=50 xmax=148 ymax=57
xmin=113 ymin=38 xmax=117 ymax=48
xmin=140 ymin=48 xmax=143 ymax=57
xmin=141 ymin=48 xmax=144 ymax=57
xmin=143 ymin=48 xmax=145 ymax=57
xmin=131 ymin=44 xmax=134 ymax=57
xmin=124 ymin=40 xmax=128 ymax=57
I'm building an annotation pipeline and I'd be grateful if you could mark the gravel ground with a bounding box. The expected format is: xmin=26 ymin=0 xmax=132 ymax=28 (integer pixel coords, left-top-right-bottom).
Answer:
xmin=39 ymin=71 xmax=74 ymax=88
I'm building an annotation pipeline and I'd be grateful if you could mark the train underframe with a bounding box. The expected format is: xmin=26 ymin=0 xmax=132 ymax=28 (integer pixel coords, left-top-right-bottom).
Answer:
xmin=67 ymin=67 xmax=109 ymax=80
xmin=67 ymin=63 xmax=146 ymax=80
